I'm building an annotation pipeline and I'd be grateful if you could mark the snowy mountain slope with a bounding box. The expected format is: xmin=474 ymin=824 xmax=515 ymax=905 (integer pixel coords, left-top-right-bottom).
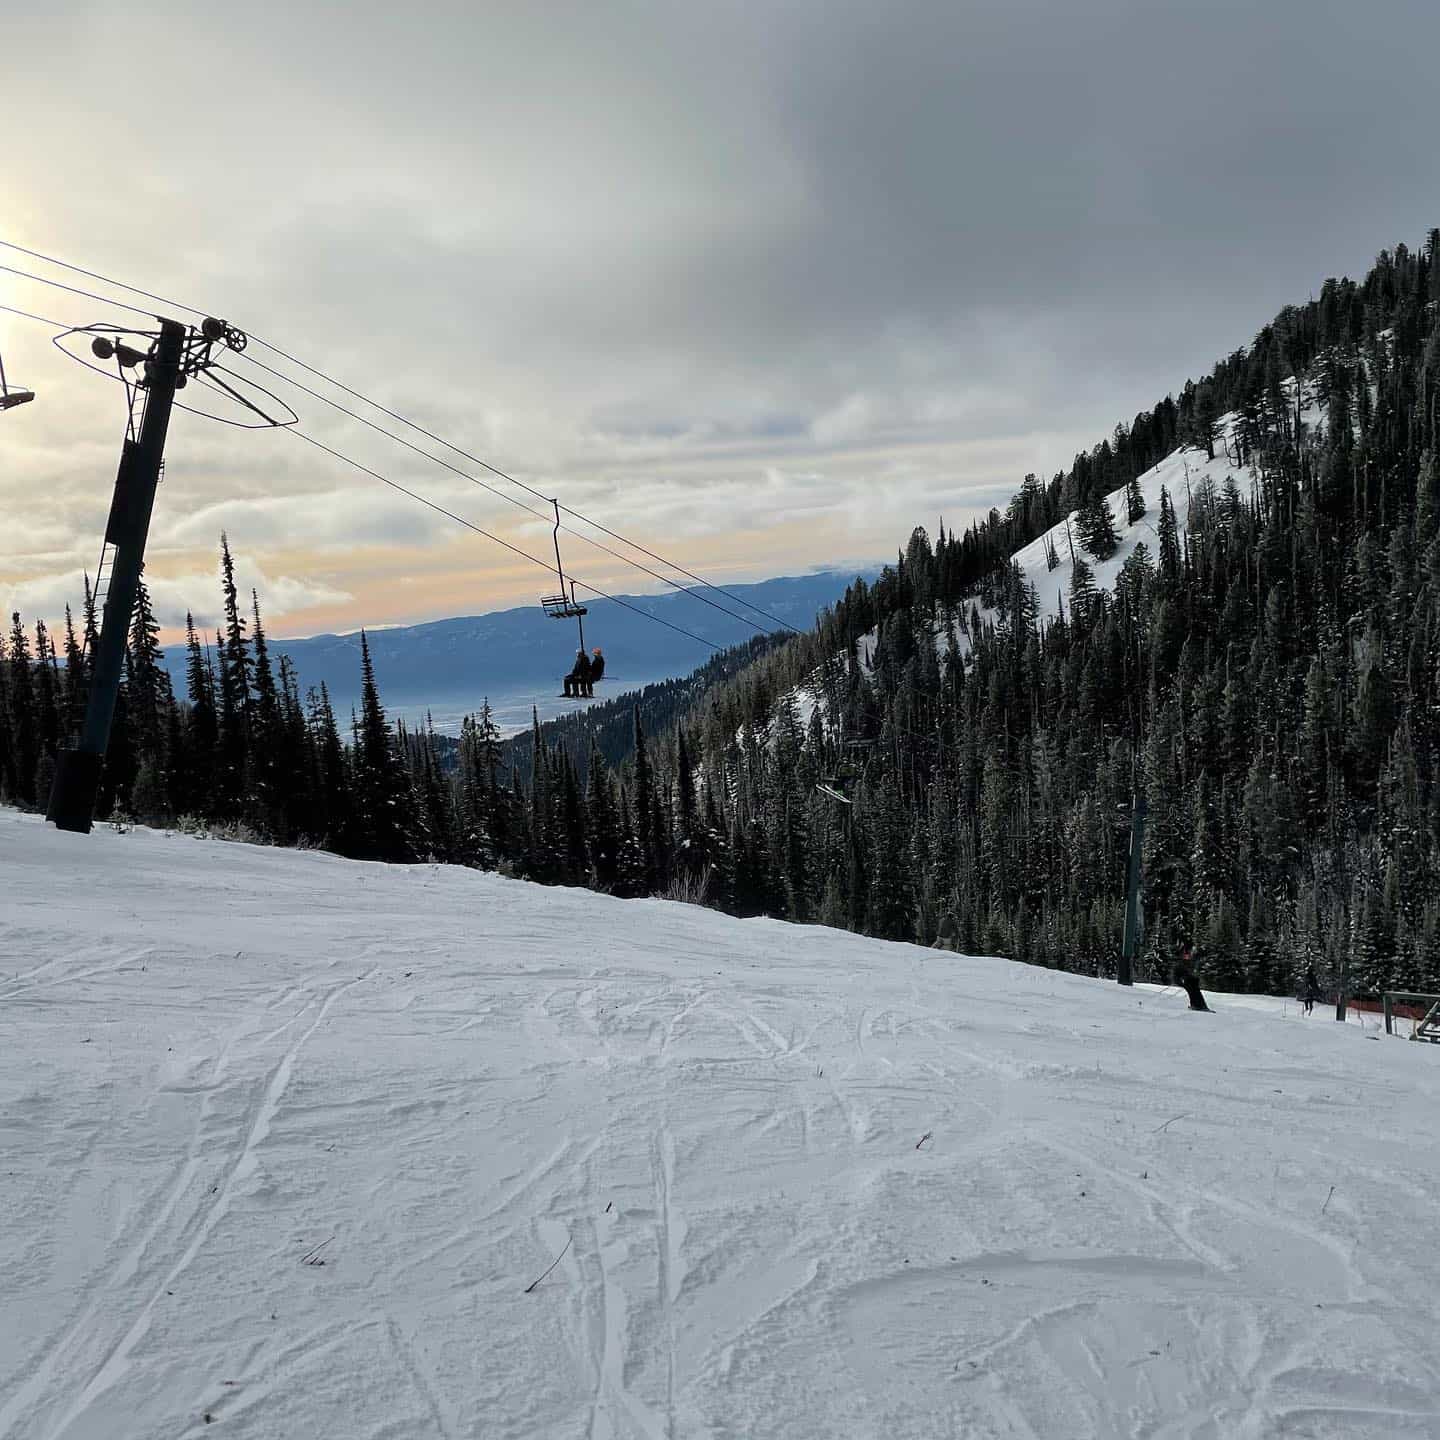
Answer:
xmin=1019 ymin=384 xmax=1316 ymax=623
xmin=2 ymin=809 xmax=1438 ymax=1439
xmin=937 ymin=427 xmax=1240 ymax=664
xmin=762 ymin=412 xmax=1268 ymax=731
xmin=852 ymin=388 xmax=1325 ymax=678
xmin=1014 ymin=436 xmax=1229 ymax=626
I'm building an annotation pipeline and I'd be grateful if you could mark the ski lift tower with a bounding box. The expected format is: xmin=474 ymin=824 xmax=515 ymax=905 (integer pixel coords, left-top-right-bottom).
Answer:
xmin=45 ymin=314 xmax=295 ymax=834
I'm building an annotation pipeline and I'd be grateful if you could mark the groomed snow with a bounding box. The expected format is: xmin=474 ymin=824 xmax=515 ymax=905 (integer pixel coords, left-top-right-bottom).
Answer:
xmin=2 ymin=808 xmax=1438 ymax=1439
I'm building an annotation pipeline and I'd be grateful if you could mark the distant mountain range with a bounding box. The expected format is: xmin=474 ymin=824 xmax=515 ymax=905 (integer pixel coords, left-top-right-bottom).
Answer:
xmin=161 ymin=570 xmax=872 ymax=733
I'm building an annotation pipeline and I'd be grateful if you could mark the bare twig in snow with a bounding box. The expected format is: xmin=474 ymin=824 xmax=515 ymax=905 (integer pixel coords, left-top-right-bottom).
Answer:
xmin=299 ymin=1237 xmax=334 ymax=1266
xmin=1154 ymin=1113 xmax=1190 ymax=1134
xmin=916 ymin=1131 xmax=933 ymax=1150
xmin=524 ymin=1234 xmax=573 ymax=1293
xmin=1321 ymin=1185 xmax=1335 ymax=1214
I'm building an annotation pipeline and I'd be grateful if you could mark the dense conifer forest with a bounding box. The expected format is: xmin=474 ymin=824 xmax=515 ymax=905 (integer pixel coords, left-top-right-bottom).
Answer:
xmin=5 ymin=233 xmax=1440 ymax=1000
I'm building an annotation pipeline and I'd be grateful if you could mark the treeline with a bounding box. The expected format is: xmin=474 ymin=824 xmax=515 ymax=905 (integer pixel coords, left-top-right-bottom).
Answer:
xmin=0 ymin=535 xmax=769 ymax=892
xmin=1 ymin=538 xmax=449 ymax=861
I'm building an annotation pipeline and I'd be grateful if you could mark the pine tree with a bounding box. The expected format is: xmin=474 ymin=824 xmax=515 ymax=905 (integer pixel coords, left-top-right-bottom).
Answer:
xmin=1156 ymin=486 xmax=1182 ymax=588
xmin=1125 ymin=475 xmax=1147 ymax=525
xmin=1416 ymin=450 xmax=1439 ymax=545
xmin=127 ymin=579 xmax=170 ymax=757
xmin=215 ymin=538 xmax=251 ymax=818
xmin=1076 ymin=492 xmax=1120 ymax=559
xmin=352 ymin=630 xmax=414 ymax=861
xmin=631 ymin=708 xmax=656 ymax=894
xmin=585 ymin=742 xmax=620 ymax=890
xmin=6 ymin=613 xmax=37 ymax=806
xmin=1069 ymin=554 xmax=1097 ymax=620
xmin=614 ymin=787 xmax=650 ymax=898
xmin=674 ymin=723 xmax=699 ymax=860
xmin=247 ymin=592 xmax=285 ymax=837
xmin=180 ymin=613 xmax=219 ymax=818
xmin=123 ymin=584 xmax=172 ymax=822
xmin=61 ymin=605 xmax=86 ymax=736
xmin=31 ymin=620 xmax=61 ymax=778
xmin=308 ymin=682 xmax=351 ymax=847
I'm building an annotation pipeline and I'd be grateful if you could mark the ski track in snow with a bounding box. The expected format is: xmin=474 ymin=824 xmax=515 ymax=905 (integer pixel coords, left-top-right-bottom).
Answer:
xmin=2 ymin=808 xmax=1439 ymax=1439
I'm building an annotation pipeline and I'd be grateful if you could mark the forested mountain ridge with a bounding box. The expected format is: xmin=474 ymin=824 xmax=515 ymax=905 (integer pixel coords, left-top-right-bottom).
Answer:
xmin=3 ymin=233 xmax=1439 ymax=1004
xmin=600 ymin=232 xmax=1440 ymax=998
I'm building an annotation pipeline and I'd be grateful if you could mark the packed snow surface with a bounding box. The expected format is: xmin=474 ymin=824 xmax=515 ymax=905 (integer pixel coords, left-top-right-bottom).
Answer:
xmin=3 ymin=810 xmax=1439 ymax=1440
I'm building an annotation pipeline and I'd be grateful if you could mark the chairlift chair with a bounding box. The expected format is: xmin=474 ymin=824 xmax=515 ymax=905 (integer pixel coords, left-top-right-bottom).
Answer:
xmin=539 ymin=499 xmax=590 ymax=644
xmin=541 ymin=498 xmax=607 ymax=700
xmin=0 ymin=342 xmax=34 ymax=411
xmin=541 ymin=588 xmax=589 ymax=624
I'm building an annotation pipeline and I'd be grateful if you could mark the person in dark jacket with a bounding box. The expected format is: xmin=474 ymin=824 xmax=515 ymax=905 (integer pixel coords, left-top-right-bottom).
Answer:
xmin=588 ymin=647 xmax=605 ymax=689
xmin=563 ymin=649 xmax=592 ymax=697
xmin=932 ymin=911 xmax=959 ymax=952
xmin=1301 ymin=965 xmax=1321 ymax=1015
xmin=1176 ymin=942 xmax=1211 ymax=1012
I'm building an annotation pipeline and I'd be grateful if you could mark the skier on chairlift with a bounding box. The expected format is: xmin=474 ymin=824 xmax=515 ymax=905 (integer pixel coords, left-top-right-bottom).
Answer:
xmin=588 ymin=647 xmax=605 ymax=685
xmin=563 ymin=649 xmax=592 ymax=698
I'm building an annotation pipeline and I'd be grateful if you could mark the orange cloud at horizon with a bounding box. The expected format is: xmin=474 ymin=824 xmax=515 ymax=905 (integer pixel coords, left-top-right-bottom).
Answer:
xmin=139 ymin=512 xmax=868 ymax=648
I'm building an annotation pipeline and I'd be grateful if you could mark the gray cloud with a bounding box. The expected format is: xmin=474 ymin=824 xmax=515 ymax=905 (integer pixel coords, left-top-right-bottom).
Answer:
xmin=3 ymin=0 xmax=1438 ymax=633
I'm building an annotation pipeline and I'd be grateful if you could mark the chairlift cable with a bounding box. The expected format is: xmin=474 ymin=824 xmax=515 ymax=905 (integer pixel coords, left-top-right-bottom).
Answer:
xmin=234 ymin=350 xmax=781 ymax=636
xmin=0 ymin=238 xmax=208 ymax=319
xmin=285 ymin=428 xmax=725 ymax=653
xmin=0 ymin=300 xmax=68 ymax=330
xmin=0 ymin=264 xmax=164 ymax=321
xmin=0 ymin=237 xmax=807 ymax=636
xmin=0 ymin=289 xmax=726 ymax=656
xmin=242 ymin=337 xmax=807 ymax=636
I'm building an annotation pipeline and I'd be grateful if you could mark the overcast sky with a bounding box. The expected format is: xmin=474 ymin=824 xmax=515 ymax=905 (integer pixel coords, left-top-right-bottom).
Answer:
xmin=2 ymin=0 xmax=1438 ymax=640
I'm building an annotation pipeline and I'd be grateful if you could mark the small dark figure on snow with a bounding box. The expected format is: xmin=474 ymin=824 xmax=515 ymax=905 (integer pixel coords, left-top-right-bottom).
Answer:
xmin=588 ymin=647 xmax=605 ymax=685
xmin=1301 ymin=966 xmax=1320 ymax=1015
xmin=932 ymin=911 xmax=959 ymax=953
xmin=1177 ymin=942 xmax=1211 ymax=1013
xmin=563 ymin=650 xmax=592 ymax=697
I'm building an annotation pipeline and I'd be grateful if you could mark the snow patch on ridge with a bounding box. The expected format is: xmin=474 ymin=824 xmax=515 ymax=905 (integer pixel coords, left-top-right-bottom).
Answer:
xmin=854 ymin=381 xmax=1326 ymax=674
xmin=1016 ymin=378 xmax=1323 ymax=632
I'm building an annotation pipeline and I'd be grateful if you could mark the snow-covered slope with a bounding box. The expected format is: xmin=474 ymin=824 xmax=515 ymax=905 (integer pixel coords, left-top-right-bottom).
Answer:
xmin=879 ymin=393 xmax=1324 ymax=671
xmin=1015 ymin=436 xmax=1228 ymax=627
xmin=3 ymin=809 xmax=1438 ymax=1439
